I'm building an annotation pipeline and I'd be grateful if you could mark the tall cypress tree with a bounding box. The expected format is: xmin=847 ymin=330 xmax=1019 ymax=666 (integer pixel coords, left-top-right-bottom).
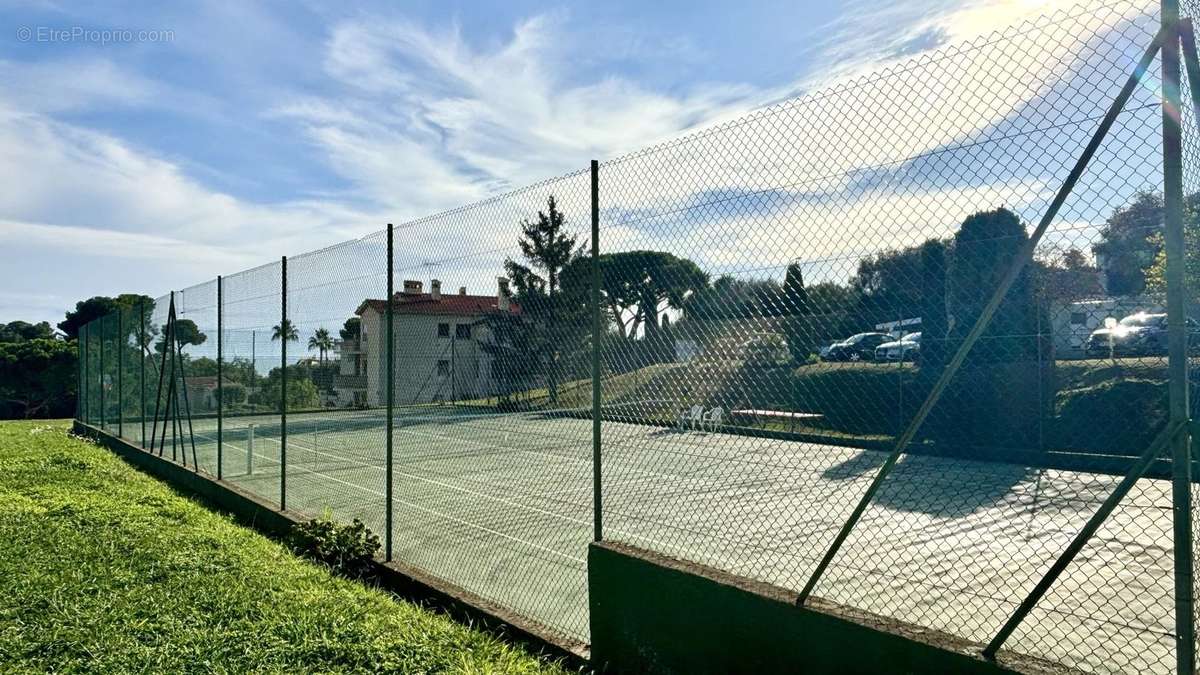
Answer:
xmin=503 ymin=196 xmax=579 ymax=406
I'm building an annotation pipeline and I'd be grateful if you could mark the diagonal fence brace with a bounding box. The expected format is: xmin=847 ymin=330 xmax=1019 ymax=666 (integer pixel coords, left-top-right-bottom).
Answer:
xmin=796 ymin=22 xmax=1172 ymax=606
xmin=982 ymin=420 xmax=1186 ymax=659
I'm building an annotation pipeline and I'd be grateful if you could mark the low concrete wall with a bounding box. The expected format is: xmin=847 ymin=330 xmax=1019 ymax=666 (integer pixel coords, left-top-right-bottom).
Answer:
xmin=589 ymin=542 xmax=1061 ymax=675
xmin=71 ymin=421 xmax=587 ymax=666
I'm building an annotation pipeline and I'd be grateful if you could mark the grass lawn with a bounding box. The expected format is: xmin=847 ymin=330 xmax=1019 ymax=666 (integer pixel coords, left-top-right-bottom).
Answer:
xmin=0 ymin=420 xmax=570 ymax=674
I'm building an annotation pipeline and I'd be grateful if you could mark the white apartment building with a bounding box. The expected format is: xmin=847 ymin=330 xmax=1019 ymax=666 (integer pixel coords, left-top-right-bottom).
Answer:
xmin=355 ymin=279 xmax=518 ymax=405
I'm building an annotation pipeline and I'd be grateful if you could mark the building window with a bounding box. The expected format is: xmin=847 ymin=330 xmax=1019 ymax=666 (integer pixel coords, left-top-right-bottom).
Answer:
xmin=437 ymin=322 xmax=450 ymax=338
xmin=437 ymin=359 xmax=450 ymax=377
xmin=1069 ymin=312 xmax=1087 ymax=326
xmin=455 ymin=324 xmax=471 ymax=340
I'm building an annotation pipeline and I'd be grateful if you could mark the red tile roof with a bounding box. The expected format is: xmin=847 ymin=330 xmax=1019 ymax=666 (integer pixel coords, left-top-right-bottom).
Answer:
xmin=355 ymin=293 xmax=519 ymax=317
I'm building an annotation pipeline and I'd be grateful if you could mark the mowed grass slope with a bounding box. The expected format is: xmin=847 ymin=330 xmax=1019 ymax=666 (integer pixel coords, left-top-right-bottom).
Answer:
xmin=0 ymin=420 xmax=569 ymax=674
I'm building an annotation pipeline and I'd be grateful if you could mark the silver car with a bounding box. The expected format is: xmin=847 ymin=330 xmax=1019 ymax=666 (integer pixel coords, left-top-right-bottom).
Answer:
xmin=875 ymin=332 xmax=921 ymax=362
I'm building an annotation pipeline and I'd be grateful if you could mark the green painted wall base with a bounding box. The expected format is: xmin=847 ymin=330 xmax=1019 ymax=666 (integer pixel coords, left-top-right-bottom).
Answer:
xmin=589 ymin=542 xmax=1056 ymax=674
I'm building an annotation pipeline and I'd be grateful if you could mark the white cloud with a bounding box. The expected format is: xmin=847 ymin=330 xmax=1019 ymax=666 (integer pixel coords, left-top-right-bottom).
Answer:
xmin=0 ymin=58 xmax=159 ymax=113
xmin=275 ymin=12 xmax=767 ymax=209
xmin=0 ymin=0 xmax=1162 ymax=326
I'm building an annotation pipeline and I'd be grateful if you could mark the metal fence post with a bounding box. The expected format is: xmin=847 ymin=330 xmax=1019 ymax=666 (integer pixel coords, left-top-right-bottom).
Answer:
xmin=99 ymin=316 xmax=106 ymax=429
xmin=281 ymin=256 xmax=288 ymax=511
xmin=217 ymin=275 xmax=223 ymax=480
xmin=386 ymin=223 xmax=395 ymax=562
xmin=117 ymin=307 xmax=124 ymax=438
xmin=139 ymin=297 xmax=146 ymax=446
xmin=80 ymin=323 xmax=87 ymax=423
xmin=1163 ymin=4 xmax=1196 ymax=672
xmin=591 ymin=159 xmax=603 ymax=542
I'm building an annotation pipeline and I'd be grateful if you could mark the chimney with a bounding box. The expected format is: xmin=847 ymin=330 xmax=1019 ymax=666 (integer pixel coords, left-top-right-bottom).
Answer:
xmin=430 ymin=279 xmax=441 ymax=300
xmin=402 ymin=280 xmax=423 ymax=295
xmin=458 ymin=286 xmax=467 ymax=296
xmin=497 ymin=277 xmax=510 ymax=311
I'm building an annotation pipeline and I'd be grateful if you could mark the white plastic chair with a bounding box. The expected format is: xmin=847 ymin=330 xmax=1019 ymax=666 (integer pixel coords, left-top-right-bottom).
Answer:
xmin=678 ymin=404 xmax=703 ymax=429
xmin=703 ymin=406 xmax=724 ymax=432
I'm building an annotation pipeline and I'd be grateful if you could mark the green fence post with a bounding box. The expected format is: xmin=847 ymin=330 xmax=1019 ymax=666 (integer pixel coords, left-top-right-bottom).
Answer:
xmin=217 ymin=275 xmax=224 ymax=480
xmin=1162 ymin=5 xmax=1196 ymax=673
xmin=591 ymin=159 xmax=603 ymax=542
xmin=79 ymin=323 xmax=86 ymax=423
xmin=140 ymin=299 xmax=146 ymax=447
xmin=386 ymin=224 xmax=394 ymax=561
xmin=117 ymin=308 xmax=124 ymax=438
xmin=281 ymin=256 xmax=288 ymax=511
xmin=99 ymin=316 xmax=106 ymax=430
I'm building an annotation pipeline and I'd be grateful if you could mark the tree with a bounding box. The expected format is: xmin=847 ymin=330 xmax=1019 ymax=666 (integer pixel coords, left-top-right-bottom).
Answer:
xmin=188 ymin=357 xmax=219 ymax=376
xmin=1142 ymin=197 xmax=1200 ymax=298
xmin=272 ymin=319 xmax=299 ymax=343
xmin=59 ymin=293 xmax=155 ymax=340
xmin=684 ymin=276 xmax=780 ymax=321
xmin=0 ymin=321 xmax=55 ymax=343
xmin=154 ymin=318 xmax=206 ymax=354
xmin=339 ymin=317 xmax=361 ymax=341
xmin=1032 ymin=246 xmax=1103 ymax=304
xmin=216 ymin=382 xmax=247 ymax=408
xmin=852 ymin=239 xmax=948 ymax=324
xmin=780 ymin=262 xmax=808 ymax=316
xmin=1061 ymin=247 xmax=1089 ymax=270
xmin=503 ymin=195 xmax=581 ymax=405
xmin=941 ymin=207 xmax=1042 ymax=450
xmin=250 ymin=365 xmax=320 ymax=411
xmin=1092 ymin=192 xmax=1164 ymax=296
xmin=223 ymin=357 xmax=259 ymax=386
xmin=59 ymin=297 xmax=119 ymax=339
xmin=565 ymin=251 xmax=708 ymax=340
xmin=804 ymin=281 xmax=856 ymax=314
xmin=308 ymin=328 xmax=334 ymax=365
xmin=948 ymin=207 xmax=1034 ymax=354
xmin=0 ymin=339 xmax=76 ymax=418
xmin=476 ymin=312 xmax=540 ymax=405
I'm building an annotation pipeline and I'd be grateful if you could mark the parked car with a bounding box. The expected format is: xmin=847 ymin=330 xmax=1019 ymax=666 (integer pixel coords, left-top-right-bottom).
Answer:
xmin=875 ymin=332 xmax=921 ymax=362
xmin=823 ymin=332 xmax=890 ymax=362
xmin=1084 ymin=312 xmax=1200 ymax=357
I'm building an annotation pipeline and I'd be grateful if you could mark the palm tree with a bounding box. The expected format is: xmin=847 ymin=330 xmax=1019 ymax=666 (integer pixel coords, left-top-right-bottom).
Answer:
xmin=308 ymin=327 xmax=333 ymax=365
xmin=271 ymin=319 xmax=298 ymax=343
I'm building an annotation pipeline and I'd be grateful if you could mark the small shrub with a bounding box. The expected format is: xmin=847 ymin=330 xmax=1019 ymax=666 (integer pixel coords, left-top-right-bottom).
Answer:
xmin=290 ymin=516 xmax=381 ymax=579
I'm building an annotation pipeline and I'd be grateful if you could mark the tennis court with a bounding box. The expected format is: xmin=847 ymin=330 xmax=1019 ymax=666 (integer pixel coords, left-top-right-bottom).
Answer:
xmin=167 ymin=407 xmax=1174 ymax=671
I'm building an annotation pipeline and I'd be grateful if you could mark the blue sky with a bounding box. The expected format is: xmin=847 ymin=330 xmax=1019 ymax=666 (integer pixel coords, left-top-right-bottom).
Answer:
xmin=0 ymin=0 xmax=1156 ymax=327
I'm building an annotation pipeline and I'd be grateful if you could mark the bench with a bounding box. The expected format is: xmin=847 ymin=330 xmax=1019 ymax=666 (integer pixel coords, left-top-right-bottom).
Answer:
xmin=731 ymin=409 xmax=824 ymax=430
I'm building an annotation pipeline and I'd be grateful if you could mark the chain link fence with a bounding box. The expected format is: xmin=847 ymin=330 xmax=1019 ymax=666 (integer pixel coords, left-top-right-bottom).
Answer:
xmin=72 ymin=0 xmax=1200 ymax=670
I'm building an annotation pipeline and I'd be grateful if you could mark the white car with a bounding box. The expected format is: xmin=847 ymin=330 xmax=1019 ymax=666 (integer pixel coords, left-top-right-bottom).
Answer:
xmin=874 ymin=332 xmax=921 ymax=362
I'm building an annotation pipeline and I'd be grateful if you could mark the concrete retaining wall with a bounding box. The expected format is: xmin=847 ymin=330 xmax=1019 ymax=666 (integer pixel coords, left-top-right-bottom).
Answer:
xmin=589 ymin=541 xmax=1060 ymax=674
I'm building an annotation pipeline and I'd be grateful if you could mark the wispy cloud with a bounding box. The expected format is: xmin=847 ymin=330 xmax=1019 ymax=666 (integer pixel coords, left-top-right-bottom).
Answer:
xmin=0 ymin=0 xmax=1159 ymax=325
xmin=274 ymin=12 xmax=768 ymax=211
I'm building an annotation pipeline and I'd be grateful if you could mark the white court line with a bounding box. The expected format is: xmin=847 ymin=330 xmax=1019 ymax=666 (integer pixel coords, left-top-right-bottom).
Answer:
xmin=193 ymin=426 xmax=1178 ymax=650
xmin=396 ymin=424 xmax=679 ymax=480
xmin=193 ymin=421 xmax=794 ymax=558
xmin=192 ymin=429 xmax=585 ymax=564
xmin=271 ymin=430 xmax=678 ymax=553
xmin=170 ymin=422 xmax=871 ymax=553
